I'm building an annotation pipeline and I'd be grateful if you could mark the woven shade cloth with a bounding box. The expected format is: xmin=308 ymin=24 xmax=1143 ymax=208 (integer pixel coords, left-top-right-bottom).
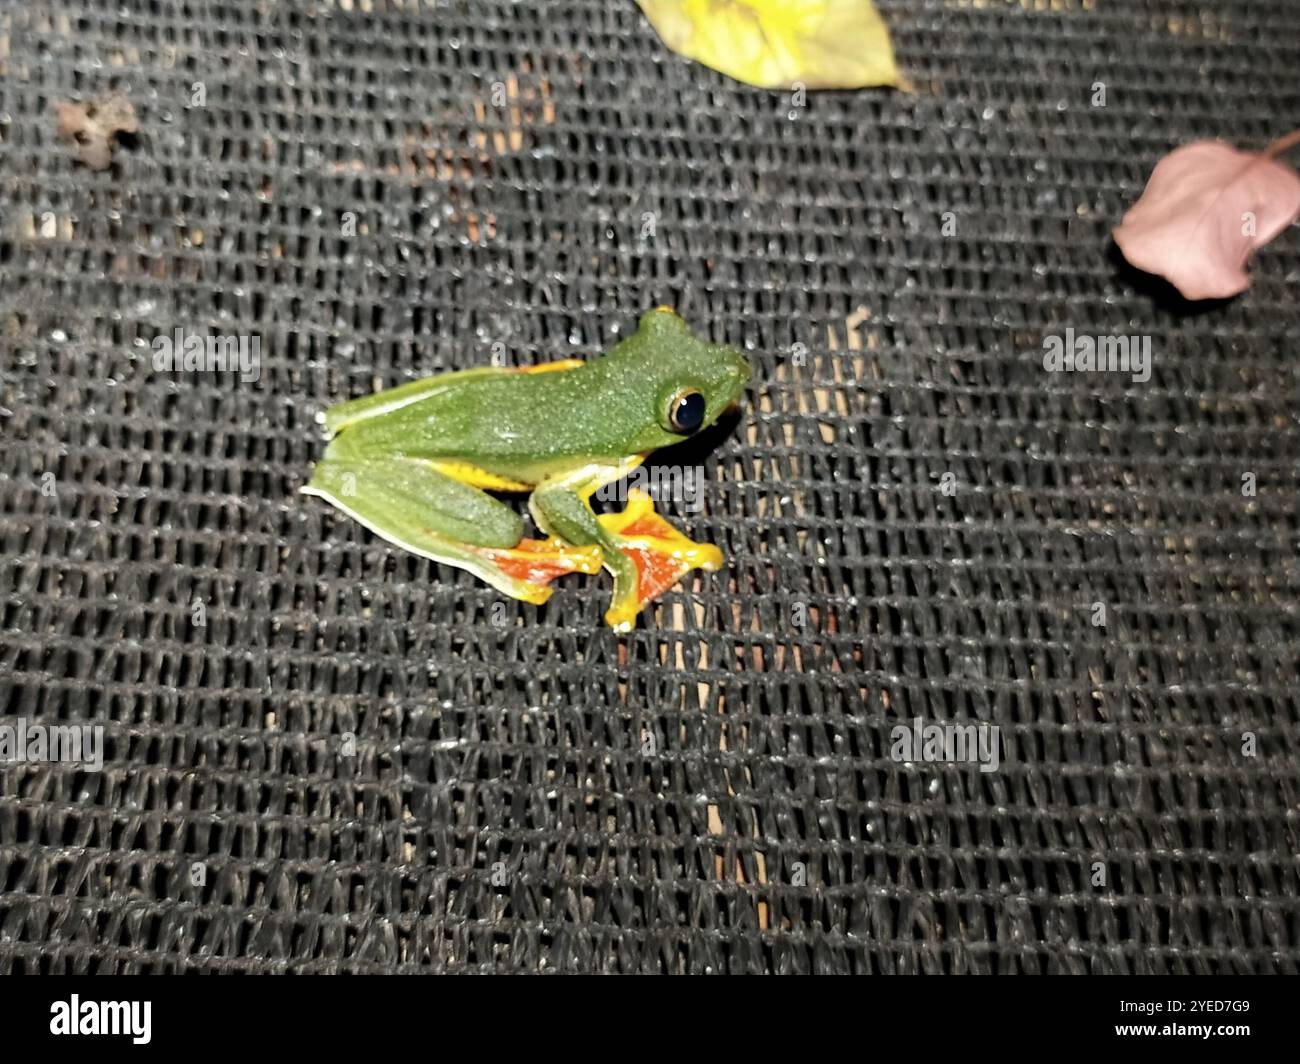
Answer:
xmin=1 ymin=0 xmax=1298 ymax=973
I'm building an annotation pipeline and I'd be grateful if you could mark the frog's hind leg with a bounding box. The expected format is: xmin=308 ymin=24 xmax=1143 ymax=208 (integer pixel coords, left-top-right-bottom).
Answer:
xmin=304 ymin=456 xmax=600 ymax=604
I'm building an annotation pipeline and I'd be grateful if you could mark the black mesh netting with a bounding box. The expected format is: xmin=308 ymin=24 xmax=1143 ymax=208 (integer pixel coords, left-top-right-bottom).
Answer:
xmin=2 ymin=0 xmax=1299 ymax=975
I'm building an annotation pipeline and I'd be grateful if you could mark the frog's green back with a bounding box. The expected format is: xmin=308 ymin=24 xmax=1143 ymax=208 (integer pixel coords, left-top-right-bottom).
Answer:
xmin=324 ymin=309 xmax=750 ymax=485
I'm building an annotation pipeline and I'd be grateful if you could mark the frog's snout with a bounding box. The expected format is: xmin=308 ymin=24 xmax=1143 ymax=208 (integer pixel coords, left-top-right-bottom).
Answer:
xmin=726 ymin=352 xmax=752 ymax=404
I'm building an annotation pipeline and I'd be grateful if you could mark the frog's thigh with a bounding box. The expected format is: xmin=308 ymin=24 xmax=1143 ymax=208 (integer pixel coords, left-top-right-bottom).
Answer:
xmin=305 ymin=455 xmax=524 ymax=551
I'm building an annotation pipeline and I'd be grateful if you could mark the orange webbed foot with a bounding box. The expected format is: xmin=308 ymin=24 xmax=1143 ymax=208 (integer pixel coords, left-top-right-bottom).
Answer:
xmin=475 ymin=537 xmax=603 ymax=604
xmin=595 ymin=489 xmax=723 ymax=629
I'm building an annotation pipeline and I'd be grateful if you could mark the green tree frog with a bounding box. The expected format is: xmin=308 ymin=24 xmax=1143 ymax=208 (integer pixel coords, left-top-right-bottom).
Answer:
xmin=303 ymin=308 xmax=750 ymax=631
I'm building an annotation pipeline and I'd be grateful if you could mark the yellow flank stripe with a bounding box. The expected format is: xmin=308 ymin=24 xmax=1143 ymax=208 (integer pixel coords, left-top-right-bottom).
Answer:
xmin=429 ymin=460 xmax=533 ymax=492
xmin=517 ymin=359 xmax=584 ymax=375
xmin=576 ymin=457 xmax=646 ymax=501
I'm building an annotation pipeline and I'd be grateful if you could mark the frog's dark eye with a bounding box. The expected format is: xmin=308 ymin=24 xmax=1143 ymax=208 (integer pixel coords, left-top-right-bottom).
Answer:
xmin=666 ymin=388 xmax=705 ymax=433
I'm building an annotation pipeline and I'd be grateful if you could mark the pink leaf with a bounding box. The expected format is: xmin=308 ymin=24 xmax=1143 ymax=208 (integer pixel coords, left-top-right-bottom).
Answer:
xmin=1113 ymin=136 xmax=1300 ymax=301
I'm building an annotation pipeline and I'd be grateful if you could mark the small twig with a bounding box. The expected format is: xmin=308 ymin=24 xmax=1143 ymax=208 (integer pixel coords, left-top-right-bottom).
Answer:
xmin=1263 ymin=129 xmax=1300 ymax=159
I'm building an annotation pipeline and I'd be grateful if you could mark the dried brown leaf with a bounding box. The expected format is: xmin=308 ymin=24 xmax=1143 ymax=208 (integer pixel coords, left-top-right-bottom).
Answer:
xmin=54 ymin=93 xmax=138 ymax=171
xmin=1114 ymin=134 xmax=1300 ymax=301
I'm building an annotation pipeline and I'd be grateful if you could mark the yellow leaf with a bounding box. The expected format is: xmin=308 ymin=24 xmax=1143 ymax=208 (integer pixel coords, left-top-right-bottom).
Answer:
xmin=637 ymin=0 xmax=899 ymax=90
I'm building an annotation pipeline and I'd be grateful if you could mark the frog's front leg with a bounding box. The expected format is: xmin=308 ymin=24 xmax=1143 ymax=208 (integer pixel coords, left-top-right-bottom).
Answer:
xmin=529 ymin=464 xmax=723 ymax=632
